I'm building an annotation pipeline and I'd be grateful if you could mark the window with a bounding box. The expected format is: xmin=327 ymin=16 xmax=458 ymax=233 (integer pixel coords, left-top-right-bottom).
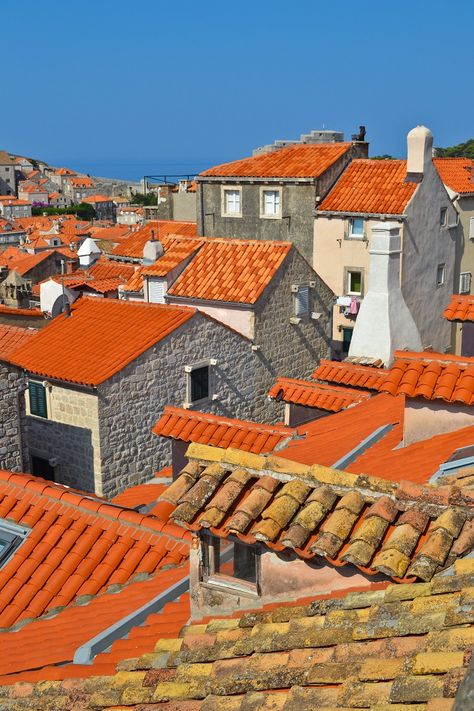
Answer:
xmin=459 ymin=272 xmax=472 ymax=294
xmin=346 ymin=268 xmax=363 ymax=295
xmin=28 ymin=381 xmax=47 ymax=418
xmin=470 ymin=217 xmax=474 ymax=240
xmin=261 ymin=189 xmax=281 ymax=218
xmin=190 ymin=366 xmax=209 ymax=402
xmin=436 ymin=263 xmax=446 ymax=287
xmin=0 ymin=520 xmax=29 ymax=568
xmin=293 ymin=284 xmax=310 ymax=317
xmin=222 ymin=188 xmax=241 ymax=216
xmin=440 ymin=208 xmax=448 ymax=227
xmin=348 ymin=218 xmax=364 ymax=239
xmin=201 ymin=534 xmax=259 ymax=595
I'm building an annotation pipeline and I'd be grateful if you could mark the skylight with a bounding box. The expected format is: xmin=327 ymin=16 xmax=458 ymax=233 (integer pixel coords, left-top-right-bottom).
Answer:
xmin=0 ymin=520 xmax=29 ymax=568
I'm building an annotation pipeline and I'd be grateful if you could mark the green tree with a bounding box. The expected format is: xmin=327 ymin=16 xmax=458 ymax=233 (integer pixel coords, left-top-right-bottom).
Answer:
xmin=130 ymin=191 xmax=158 ymax=206
xmin=435 ymin=139 xmax=474 ymax=159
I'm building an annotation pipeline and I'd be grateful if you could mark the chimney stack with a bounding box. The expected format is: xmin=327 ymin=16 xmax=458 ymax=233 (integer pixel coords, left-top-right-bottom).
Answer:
xmin=406 ymin=125 xmax=433 ymax=183
xmin=348 ymin=222 xmax=422 ymax=366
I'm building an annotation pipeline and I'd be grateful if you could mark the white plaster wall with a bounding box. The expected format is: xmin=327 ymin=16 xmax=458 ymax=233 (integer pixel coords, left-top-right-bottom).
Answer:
xmin=166 ymin=298 xmax=256 ymax=339
xmin=404 ymin=399 xmax=474 ymax=445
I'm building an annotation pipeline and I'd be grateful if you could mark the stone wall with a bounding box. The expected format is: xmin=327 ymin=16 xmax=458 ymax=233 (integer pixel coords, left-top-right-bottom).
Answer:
xmin=23 ymin=383 xmax=101 ymax=492
xmin=0 ymin=363 xmax=26 ymax=472
xmin=97 ymin=311 xmax=274 ymax=497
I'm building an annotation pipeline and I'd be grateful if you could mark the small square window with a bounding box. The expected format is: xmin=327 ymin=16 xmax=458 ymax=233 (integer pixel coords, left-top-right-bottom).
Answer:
xmin=223 ymin=189 xmax=241 ymax=216
xmin=440 ymin=208 xmax=447 ymax=227
xmin=459 ymin=272 xmax=471 ymax=294
xmin=436 ymin=263 xmax=446 ymax=287
xmin=28 ymin=381 xmax=47 ymax=418
xmin=348 ymin=218 xmax=364 ymax=238
xmin=188 ymin=365 xmax=210 ymax=404
xmin=261 ymin=189 xmax=281 ymax=217
xmin=201 ymin=535 xmax=259 ymax=593
xmin=346 ymin=269 xmax=363 ymax=295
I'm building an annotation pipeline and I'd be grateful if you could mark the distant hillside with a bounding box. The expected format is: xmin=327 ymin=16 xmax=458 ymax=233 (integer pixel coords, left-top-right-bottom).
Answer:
xmin=435 ymin=139 xmax=474 ymax=159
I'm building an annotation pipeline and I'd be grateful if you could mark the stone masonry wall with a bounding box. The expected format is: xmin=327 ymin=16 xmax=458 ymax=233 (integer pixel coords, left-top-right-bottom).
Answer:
xmin=0 ymin=363 xmax=26 ymax=472
xmin=97 ymin=311 xmax=273 ymax=498
xmin=23 ymin=384 xmax=101 ymax=492
xmin=253 ymin=247 xmax=333 ymax=411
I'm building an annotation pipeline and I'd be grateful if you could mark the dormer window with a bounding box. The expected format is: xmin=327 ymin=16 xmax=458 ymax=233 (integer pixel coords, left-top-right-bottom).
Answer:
xmin=200 ymin=534 xmax=259 ymax=597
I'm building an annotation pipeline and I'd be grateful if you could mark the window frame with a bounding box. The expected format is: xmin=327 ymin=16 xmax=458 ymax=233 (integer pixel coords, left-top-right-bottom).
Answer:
xmin=28 ymin=380 xmax=48 ymax=419
xmin=200 ymin=533 xmax=260 ymax=597
xmin=436 ymin=263 xmax=446 ymax=288
xmin=221 ymin=186 xmax=242 ymax=218
xmin=347 ymin=217 xmax=365 ymax=240
xmin=440 ymin=207 xmax=448 ymax=227
xmin=459 ymin=271 xmax=472 ymax=295
xmin=260 ymin=187 xmax=282 ymax=219
xmin=344 ymin=267 xmax=364 ymax=296
xmin=0 ymin=520 xmax=29 ymax=569
xmin=184 ymin=360 xmax=213 ymax=408
xmin=469 ymin=217 xmax=474 ymax=240
xmin=293 ymin=284 xmax=310 ymax=318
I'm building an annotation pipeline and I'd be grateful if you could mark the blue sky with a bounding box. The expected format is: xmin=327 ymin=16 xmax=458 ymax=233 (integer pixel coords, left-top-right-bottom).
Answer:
xmin=4 ymin=0 xmax=473 ymax=168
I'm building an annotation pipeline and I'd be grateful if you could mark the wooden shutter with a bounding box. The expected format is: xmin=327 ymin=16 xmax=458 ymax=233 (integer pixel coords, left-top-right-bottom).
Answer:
xmin=29 ymin=382 xmax=47 ymax=418
xmin=295 ymin=286 xmax=309 ymax=316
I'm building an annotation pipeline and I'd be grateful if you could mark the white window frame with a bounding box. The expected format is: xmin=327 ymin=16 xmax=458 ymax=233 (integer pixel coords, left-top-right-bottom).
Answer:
xmin=347 ymin=217 xmax=365 ymax=240
xmin=260 ymin=187 xmax=282 ymax=219
xmin=345 ymin=267 xmax=363 ymax=296
xmin=293 ymin=284 xmax=310 ymax=317
xmin=200 ymin=534 xmax=260 ymax=598
xmin=459 ymin=272 xmax=472 ymax=295
xmin=184 ymin=360 xmax=215 ymax=408
xmin=436 ymin=263 xmax=446 ymax=287
xmin=469 ymin=217 xmax=474 ymax=240
xmin=221 ymin=187 xmax=242 ymax=217
xmin=440 ymin=207 xmax=448 ymax=227
xmin=0 ymin=519 xmax=29 ymax=569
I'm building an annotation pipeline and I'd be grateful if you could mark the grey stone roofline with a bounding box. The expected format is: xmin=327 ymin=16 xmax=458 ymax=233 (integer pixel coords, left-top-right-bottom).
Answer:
xmin=196 ymin=175 xmax=317 ymax=185
xmin=314 ymin=209 xmax=407 ymax=221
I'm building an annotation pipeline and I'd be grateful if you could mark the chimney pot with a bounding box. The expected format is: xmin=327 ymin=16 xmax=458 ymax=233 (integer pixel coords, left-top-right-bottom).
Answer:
xmin=406 ymin=125 xmax=433 ymax=183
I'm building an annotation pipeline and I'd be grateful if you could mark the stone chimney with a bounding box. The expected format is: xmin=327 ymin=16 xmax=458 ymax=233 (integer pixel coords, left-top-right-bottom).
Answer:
xmin=405 ymin=125 xmax=433 ymax=183
xmin=143 ymin=230 xmax=164 ymax=265
xmin=348 ymin=222 xmax=422 ymax=366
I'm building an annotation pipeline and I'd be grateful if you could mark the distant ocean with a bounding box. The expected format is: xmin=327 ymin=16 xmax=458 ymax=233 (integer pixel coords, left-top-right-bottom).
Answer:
xmin=56 ymin=159 xmax=220 ymax=183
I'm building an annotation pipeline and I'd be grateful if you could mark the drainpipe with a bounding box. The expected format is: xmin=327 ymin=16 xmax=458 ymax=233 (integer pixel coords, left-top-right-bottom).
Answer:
xmin=199 ymin=182 xmax=205 ymax=236
xmin=15 ymin=381 xmax=27 ymax=471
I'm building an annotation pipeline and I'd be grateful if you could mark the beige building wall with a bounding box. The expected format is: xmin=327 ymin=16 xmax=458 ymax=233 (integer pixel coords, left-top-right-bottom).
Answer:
xmin=452 ymin=194 xmax=474 ymax=353
xmin=25 ymin=383 xmax=102 ymax=493
xmin=313 ymin=216 xmax=404 ymax=356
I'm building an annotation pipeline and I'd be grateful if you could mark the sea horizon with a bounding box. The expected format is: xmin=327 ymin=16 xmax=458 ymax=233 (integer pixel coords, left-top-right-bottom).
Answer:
xmin=45 ymin=158 xmax=226 ymax=183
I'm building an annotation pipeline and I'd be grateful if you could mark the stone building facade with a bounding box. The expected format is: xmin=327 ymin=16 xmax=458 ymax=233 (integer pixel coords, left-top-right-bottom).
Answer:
xmin=0 ymin=362 xmax=26 ymax=472
xmin=0 ymin=151 xmax=17 ymax=196
xmin=20 ymin=308 xmax=301 ymax=497
xmin=196 ymin=142 xmax=368 ymax=263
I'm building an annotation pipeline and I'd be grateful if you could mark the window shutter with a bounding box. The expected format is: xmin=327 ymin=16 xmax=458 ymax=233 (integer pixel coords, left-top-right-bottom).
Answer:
xmin=459 ymin=272 xmax=472 ymax=294
xmin=29 ymin=382 xmax=47 ymax=418
xmin=295 ymin=286 xmax=309 ymax=316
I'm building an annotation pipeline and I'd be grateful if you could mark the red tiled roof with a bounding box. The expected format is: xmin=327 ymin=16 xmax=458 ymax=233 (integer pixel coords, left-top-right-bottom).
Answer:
xmin=153 ymin=406 xmax=294 ymax=454
xmin=312 ymin=358 xmax=389 ymax=390
xmin=0 ymin=324 xmax=36 ymax=359
xmin=278 ymin=393 xmax=405 ymax=468
xmin=348 ymin=422 xmax=474 ymax=484
xmin=8 ymin=297 xmax=196 ymax=386
xmin=0 ymin=304 xmax=43 ymax=318
xmin=0 ymin=198 xmax=31 ymax=206
xmin=68 ymin=176 xmax=93 ymax=187
xmin=112 ymin=221 xmax=198 ymax=259
xmin=6 ymin=249 xmax=56 ymax=276
xmin=200 ymin=142 xmax=352 ymax=178
xmin=53 ymin=167 xmax=76 ymax=176
xmin=122 ymin=238 xmax=203 ymax=293
xmin=434 ymin=157 xmax=474 ymax=194
xmin=168 ymin=238 xmax=291 ymax=304
xmin=268 ymin=377 xmax=371 ymax=412
xmin=164 ymin=442 xmax=474 ymax=582
xmin=0 ymin=468 xmax=190 ymax=631
xmin=88 ymin=224 xmax=132 ymax=242
xmin=443 ymin=294 xmax=474 ymax=322
xmin=318 ymin=159 xmax=418 ymax=214
xmin=88 ymin=256 xmax=136 ymax=280
xmin=82 ymin=194 xmax=112 ymax=203
xmin=111 ymin=472 xmax=171 ymax=509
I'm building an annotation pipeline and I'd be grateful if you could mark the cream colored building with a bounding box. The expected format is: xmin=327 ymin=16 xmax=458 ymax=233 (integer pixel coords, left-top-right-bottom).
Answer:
xmin=314 ymin=127 xmax=459 ymax=357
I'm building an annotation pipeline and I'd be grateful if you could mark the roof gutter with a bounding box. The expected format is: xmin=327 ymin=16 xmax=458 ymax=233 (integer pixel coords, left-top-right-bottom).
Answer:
xmin=314 ymin=210 xmax=407 ymax=220
xmin=196 ymin=176 xmax=316 ymax=185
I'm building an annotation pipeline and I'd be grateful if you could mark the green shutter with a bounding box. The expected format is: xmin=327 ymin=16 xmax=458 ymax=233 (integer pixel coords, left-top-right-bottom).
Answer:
xmin=29 ymin=382 xmax=47 ymax=418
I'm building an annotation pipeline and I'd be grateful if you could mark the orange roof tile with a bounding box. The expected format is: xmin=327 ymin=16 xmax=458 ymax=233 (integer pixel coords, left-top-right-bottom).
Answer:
xmin=268 ymin=376 xmax=371 ymax=411
xmin=53 ymin=167 xmax=77 ymax=176
xmin=312 ymin=358 xmax=390 ymax=390
xmin=348 ymin=422 xmax=474 ymax=484
xmin=200 ymin=142 xmax=352 ymax=178
xmin=0 ymin=468 xmax=190 ymax=631
xmin=88 ymin=224 xmax=132 ymax=242
xmin=0 ymin=304 xmax=43 ymax=318
xmin=315 ymin=352 xmax=474 ymax=406
xmin=277 ymin=393 xmax=404 ymax=468
xmin=82 ymin=194 xmax=112 ymax=203
xmin=5 ymin=249 xmax=57 ymax=277
xmin=111 ymin=221 xmax=198 ymax=259
xmin=0 ymin=324 xmax=36 ymax=359
xmin=443 ymin=294 xmax=474 ymax=322
xmin=68 ymin=176 xmax=93 ymax=187
xmin=8 ymin=297 xmax=197 ymax=386
xmin=318 ymin=159 xmax=418 ymax=214
xmin=434 ymin=157 xmax=474 ymax=194
xmin=168 ymin=238 xmax=291 ymax=304
xmin=164 ymin=441 xmax=474 ymax=582
xmin=121 ymin=238 xmax=204 ymax=293
xmin=153 ymin=406 xmax=294 ymax=454
xmin=88 ymin=256 xmax=136 ymax=280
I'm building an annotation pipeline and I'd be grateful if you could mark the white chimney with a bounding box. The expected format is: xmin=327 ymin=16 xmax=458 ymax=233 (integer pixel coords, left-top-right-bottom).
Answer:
xmin=348 ymin=222 xmax=422 ymax=366
xmin=406 ymin=125 xmax=433 ymax=182
xmin=77 ymin=237 xmax=101 ymax=267
xmin=142 ymin=230 xmax=164 ymax=265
